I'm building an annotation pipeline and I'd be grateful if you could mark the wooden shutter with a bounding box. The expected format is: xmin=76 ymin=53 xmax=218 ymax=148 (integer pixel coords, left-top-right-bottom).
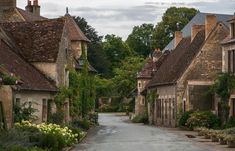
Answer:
xmin=228 ymin=51 xmax=231 ymax=73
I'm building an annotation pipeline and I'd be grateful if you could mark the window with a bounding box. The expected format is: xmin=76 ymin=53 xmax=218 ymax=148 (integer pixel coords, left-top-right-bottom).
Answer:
xmin=15 ymin=98 xmax=20 ymax=106
xmin=172 ymin=99 xmax=175 ymax=120
xmin=42 ymin=99 xmax=47 ymax=122
xmin=233 ymin=99 xmax=235 ymax=117
xmin=141 ymin=98 xmax=145 ymax=105
xmin=138 ymin=82 xmax=141 ymax=88
xmin=228 ymin=50 xmax=235 ymax=73
xmin=231 ymin=23 xmax=235 ymax=39
xmin=183 ymin=99 xmax=186 ymax=113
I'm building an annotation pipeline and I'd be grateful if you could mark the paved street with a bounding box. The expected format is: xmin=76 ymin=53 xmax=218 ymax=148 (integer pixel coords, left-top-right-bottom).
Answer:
xmin=72 ymin=113 xmax=220 ymax=151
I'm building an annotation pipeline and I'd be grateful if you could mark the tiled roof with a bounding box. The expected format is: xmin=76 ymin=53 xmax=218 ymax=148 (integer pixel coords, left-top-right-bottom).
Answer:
xmin=147 ymin=30 xmax=205 ymax=87
xmin=0 ymin=18 xmax=65 ymax=62
xmin=64 ymin=14 xmax=90 ymax=42
xmin=75 ymin=57 xmax=97 ymax=73
xmin=163 ymin=12 xmax=233 ymax=51
xmin=0 ymin=41 xmax=57 ymax=91
xmin=137 ymin=58 xmax=156 ymax=79
xmin=0 ymin=7 xmax=46 ymax=22
xmin=16 ymin=8 xmax=46 ymax=21
xmin=137 ymin=50 xmax=170 ymax=79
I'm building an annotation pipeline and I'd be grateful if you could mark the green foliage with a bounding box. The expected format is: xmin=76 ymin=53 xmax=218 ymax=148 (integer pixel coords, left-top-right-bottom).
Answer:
xmin=73 ymin=16 xmax=112 ymax=77
xmin=111 ymin=56 xmax=145 ymax=98
xmin=1 ymin=146 xmax=48 ymax=151
xmin=178 ymin=111 xmax=194 ymax=128
xmin=211 ymin=73 xmax=235 ymax=123
xmin=71 ymin=119 xmax=91 ymax=131
xmin=186 ymin=111 xmax=221 ymax=130
xmin=146 ymin=90 xmax=158 ymax=105
xmin=14 ymin=121 xmax=82 ymax=151
xmin=0 ymin=74 xmax=17 ymax=85
xmin=103 ymin=34 xmax=131 ymax=72
xmin=126 ymin=23 xmax=154 ymax=57
xmin=78 ymin=42 xmax=96 ymax=119
xmin=98 ymin=104 xmax=119 ymax=112
xmin=94 ymin=76 xmax=113 ymax=98
xmin=224 ymin=117 xmax=235 ymax=129
xmin=14 ymin=102 xmax=38 ymax=123
xmin=47 ymin=112 xmax=64 ymax=125
xmin=152 ymin=7 xmax=198 ymax=50
xmin=132 ymin=114 xmax=148 ymax=124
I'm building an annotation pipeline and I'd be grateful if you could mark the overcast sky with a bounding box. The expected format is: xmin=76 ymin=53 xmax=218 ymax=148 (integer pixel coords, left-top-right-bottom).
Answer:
xmin=17 ymin=0 xmax=235 ymax=40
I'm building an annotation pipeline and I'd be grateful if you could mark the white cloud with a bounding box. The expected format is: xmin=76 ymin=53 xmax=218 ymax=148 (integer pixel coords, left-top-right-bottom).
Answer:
xmin=17 ymin=0 xmax=235 ymax=39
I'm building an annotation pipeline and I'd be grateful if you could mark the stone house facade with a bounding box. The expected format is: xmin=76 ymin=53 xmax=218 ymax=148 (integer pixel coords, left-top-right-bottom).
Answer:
xmin=0 ymin=0 xmax=93 ymax=127
xmin=221 ymin=15 xmax=235 ymax=118
xmin=145 ymin=14 xmax=230 ymax=127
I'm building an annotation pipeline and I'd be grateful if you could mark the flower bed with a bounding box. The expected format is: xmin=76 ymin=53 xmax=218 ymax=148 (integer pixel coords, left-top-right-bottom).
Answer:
xmin=0 ymin=121 xmax=86 ymax=151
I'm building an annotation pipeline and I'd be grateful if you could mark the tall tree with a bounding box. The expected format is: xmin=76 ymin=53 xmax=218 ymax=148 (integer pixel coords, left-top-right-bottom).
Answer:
xmin=111 ymin=56 xmax=145 ymax=99
xmin=73 ymin=17 xmax=112 ymax=77
xmin=152 ymin=7 xmax=198 ymax=50
xmin=103 ymin=34 xmax=131 ymax=72
xmin=126 ymin=24 xmax=154 ymax=57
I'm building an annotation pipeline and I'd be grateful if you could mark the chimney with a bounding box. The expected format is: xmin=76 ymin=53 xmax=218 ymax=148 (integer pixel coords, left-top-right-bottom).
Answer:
xmin=0 ymin=0 xmax=16 ymax=11
xmin=25 ymin=0 xmax=40 ymax=16
xmin=174 ymin=31 xmax=183 ymax=48
xmin=152 ymin=48 xmax=162 ymax=62
xmin=205 ymin=15 xmax=217 ymax=39
xmin=191 ymin=24 xmax=205 ymax=42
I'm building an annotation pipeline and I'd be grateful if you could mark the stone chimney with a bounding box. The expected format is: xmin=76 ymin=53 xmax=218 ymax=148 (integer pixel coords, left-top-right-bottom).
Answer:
xmin=152 ymin=48 xmax=162 ymax=62
xmin=174 ymin=31 xmax=183 ymax=48
xmin=25 ymin=0 xmax=40 ymax=16
xmin=191 ymin=24 xmax=205 ymax=42
xmin=0 ymin=0 xmax=16 ymax=11
xmin=205 ymin=15 xmax=217 ymax=39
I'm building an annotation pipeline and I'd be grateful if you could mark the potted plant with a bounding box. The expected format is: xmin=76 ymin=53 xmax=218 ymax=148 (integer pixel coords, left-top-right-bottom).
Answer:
xmin=225 ymin=135 xmax=235 ymax=148
xmin=210 ymin=130 xmax=220 ymax=142
xmin=217 ymin=133 xmax=227 ymax=145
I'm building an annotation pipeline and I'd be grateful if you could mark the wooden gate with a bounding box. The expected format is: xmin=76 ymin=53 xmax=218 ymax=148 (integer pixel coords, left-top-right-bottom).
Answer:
xmin=0 ymin=101 xmax=6 ymax=130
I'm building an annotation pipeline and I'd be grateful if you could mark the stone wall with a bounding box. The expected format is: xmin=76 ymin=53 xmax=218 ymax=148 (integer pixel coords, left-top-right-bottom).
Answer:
xmin=0 ymin=86 xmax=13 ymax=129
xmin=33 ymin=63 xmax=57 ymax=82
xmin=0 ymin=0 xmax=16 ymax=10
xmin=14 ymin=90 xmax=55 ymax=123
xmin=177 ymin=22 xmax=229 ymax=114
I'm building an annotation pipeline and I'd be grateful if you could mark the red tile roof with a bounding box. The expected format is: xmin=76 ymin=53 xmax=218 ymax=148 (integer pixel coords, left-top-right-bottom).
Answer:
xmin=0 ymin=41 xmax=57 ymax=91
xmin=0 ymin=18 xmax=65 ymax=62
xmin=16 ymin=7 xmax=47 ymax=21
xmin=64 ymin=14 xmax=90 ymax=42
xmin=147 ymin=30 xmax=205 ymax=87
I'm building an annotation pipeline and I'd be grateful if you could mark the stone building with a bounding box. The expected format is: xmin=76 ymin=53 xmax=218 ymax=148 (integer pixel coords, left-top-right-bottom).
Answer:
xmin=221 ymin=15 xmax=235 ymax=118
xmin=145 ymin=14 xmax=230 ymax=127
xmin=0 ymin=0 xmax=94 ymax=127
xmin=135 ymin=49 xmax=169 ymax=117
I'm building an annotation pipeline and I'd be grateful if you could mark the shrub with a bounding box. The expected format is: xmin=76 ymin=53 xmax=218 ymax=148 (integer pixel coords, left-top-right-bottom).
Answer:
xmin=186 ymin=111 xmax=220 ymax=130
xmin=2 ymin=146 xmax=47 ymax=151
xmin=132 ymin=114 xmax=148 ymax=124
xmin=98 ymin=104 xmax=119 ymax=112
xmin=224 ymin=117 xmax=235 ymax=129
xmin=47 ymin=112 xmax=64 ymax=125
xmin=71 ymin=119 xmax=91 ymax=130
xmin=14 ymin=121 xmax=80 ymax=151
xmin=178 ymin=111 xmax=193 ymax=128
xmin=88 ymin=112 xmax=99 ymax=125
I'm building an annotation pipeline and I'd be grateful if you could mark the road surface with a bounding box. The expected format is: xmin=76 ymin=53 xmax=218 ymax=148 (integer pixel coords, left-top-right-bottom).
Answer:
xmin=73 ymin=113 xmax=213 ymax=151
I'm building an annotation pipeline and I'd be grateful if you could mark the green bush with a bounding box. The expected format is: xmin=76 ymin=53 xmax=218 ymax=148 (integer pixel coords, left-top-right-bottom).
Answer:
xmin=98 ymin=104 xmax=118 ymax=112
xmin=224 ymin=117 xmax=235 ymax=129
xmin=2 ymin=146 xmax=47 ymax=151
xmin=186 ymin=111 xmax=220 ymax=130
xmin=132 ymin=114 xmax=148 ymax=124
xmin=47 ymin=112 xmax=64 ymax=125
xmin=178 ymin=111 xmax=193 ymax=128
xmin=88 ymin=112 xmax=99 ymax=125
xmin=71 ymin=119 xmax=91 ymax=130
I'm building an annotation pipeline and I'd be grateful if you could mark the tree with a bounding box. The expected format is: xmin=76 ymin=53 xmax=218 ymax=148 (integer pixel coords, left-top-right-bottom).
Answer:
xmin=126 ymin=24 xmax=154 ymax=57
xmin=111 ymin=56 xmax=145 ymax=99
xmin=78 ymin=42 xmax=96 ymax=118
xmin=103 ymin=34 xmax=131 ymax=73
xmin=211 ymin=73 xmax=235 ymax=124
xmin=152 ymin=7 xmax=198 ymax=50
xmin=73 ymin=17 xmax=112 ymax=77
